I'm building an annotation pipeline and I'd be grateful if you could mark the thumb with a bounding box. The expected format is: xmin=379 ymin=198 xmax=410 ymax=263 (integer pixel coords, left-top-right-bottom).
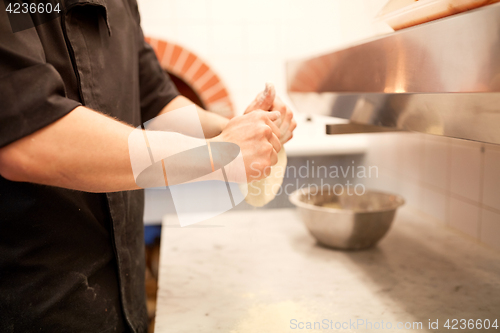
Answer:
xmin=255 ymin=82 xmax=276 ymax=111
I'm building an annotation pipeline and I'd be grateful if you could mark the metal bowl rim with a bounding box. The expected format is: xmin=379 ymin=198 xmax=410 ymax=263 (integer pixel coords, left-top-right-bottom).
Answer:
xmin=288 ymin=187 xmax=405 ymax=214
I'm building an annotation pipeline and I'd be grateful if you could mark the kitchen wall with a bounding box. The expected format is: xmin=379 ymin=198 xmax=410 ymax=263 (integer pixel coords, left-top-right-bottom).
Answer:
xmin=364 ymin=133 xmax=500 ymax=252
xmin=137 ymin=0 xmax=500 ymax=250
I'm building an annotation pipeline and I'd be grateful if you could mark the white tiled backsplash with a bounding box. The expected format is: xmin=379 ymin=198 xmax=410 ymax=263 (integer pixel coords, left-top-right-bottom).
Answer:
xmin=365 ymin=133 xmax=500 ymax=251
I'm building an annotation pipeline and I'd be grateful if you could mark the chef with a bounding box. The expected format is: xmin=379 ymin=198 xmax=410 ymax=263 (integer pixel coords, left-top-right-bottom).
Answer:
xmin=0 ymin=0 xmax=296 ymax=331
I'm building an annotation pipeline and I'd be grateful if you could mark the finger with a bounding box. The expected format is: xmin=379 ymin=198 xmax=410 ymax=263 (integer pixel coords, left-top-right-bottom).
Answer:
xmin=289 ymin=117 xmax=297 ymax=132
xmin=272 ymin=95 xmax=287 ymax=118
xmin=262 ymin=164 xmax=272 ymax=178
xmin=280 ymin=131 xmax=293 ymax=144
xmin=261 ymin=110 xmax=282 ymax=130
xmin=253 ymin=109 xmax=281 ymax=128
xmin=265 ymin=110 xmax=281 ymax=123
xmin=280 ymin=121 xmax=290 ymax=138
xmin=269 ymin=148 xmax=278 ymax=167
xmin=264 ymin=114 xmax=281 ymax=139
xmin=268 ymin=132 xmax=281 ymax=153
xmin=273 ymin=118 xmax=283 ymax=129
xmin=256 ymin=82 xmax=276 ymax=111
xmin=279 ymin=110 xmax=292 ymax=136
xmin=243 ymin=83 xmax=275 ymax=114
xmin=280 ymin=117 xmax=297 ymax=144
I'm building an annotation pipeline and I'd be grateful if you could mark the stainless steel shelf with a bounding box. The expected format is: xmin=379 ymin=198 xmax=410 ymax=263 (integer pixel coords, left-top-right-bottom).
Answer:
xmin=287 ymin=3 xmax=500 ymax=144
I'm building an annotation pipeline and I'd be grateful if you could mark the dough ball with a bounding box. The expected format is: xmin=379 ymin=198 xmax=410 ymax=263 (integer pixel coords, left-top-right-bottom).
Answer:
xmin=245 ymin=148 xmax=287 ymax=207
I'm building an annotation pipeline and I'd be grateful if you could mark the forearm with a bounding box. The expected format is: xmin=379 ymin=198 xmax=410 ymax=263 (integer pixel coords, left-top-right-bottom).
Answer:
xmin=159 ymin=95 xmax=229 ymax=138
xmin=0 ymin=106 xmax=140 ymax=192
xmin=0 ymin=97 xmax=282 ymax=192
xmin=0 ymin=105 xmax=239 ymax=192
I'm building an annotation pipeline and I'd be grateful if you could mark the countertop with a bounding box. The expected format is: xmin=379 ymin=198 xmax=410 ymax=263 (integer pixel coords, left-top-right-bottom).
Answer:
xmin=154 ymin=207 xmax=500 ymax=332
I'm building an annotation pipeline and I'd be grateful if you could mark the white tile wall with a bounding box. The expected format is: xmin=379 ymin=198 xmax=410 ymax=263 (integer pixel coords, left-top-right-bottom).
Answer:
xmin=363 ymin=132 xmax=500 ymax=251
xmin=210 ymin=24 xmax=245 ymax=57
xmin=399 ymin=178 xmax=423 ymax=208
xmin=208 ymin=58 xmax=247 ymax=97
xmin=449 ymin=196 xmax=480 ymax=239
xmin=366 ymin=133 xmax=401 ymax=172
xmin=364 ymin=165 xmax=400 ymax=196
xmin=398 ymin=133 xmax=424 ymax=182
xmin=245 ymin=0 xmax=283 ymax=23
xmin=175 ymin=24 xmax=210 ymax=57
xmin=247 ymin=59 xmax=282 ymax=95
xmin=482 ymin=144 xmax=500 ymax=212
xmin=480 ymin=208 xmax=500 ymax=251
xmin=210 ymin=0 xmax=246 ymax=23
xmin=423 ymin=135 xmax=449 ymax=191
xmin=175 ymin=0 xmax=208 ymax=22
xmin=450 ymin=140 xmax=482 ymax=203
xmin=247 ymin=24 xmax=279 ymax=56
xmin=421 ymin=187 xmax=448 ymax=224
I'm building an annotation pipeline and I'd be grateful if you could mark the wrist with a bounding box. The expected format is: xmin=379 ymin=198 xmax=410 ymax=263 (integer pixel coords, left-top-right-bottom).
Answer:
xmin=218 ymin=117 xmax=229 ymax=134
xmin=207 ymin=133 xmax=222 ymax=144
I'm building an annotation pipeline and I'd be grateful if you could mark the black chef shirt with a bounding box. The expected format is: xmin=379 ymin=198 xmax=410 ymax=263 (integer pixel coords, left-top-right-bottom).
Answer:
xmin=0 ymin=0 xmax=179 ymax=332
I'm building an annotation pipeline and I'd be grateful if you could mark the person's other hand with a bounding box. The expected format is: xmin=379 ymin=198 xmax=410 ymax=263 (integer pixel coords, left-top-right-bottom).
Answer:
xmin=211 ymin=110 xmax=282 ymax=182
xmin=244 ymin=82 xmax=297 ymax=144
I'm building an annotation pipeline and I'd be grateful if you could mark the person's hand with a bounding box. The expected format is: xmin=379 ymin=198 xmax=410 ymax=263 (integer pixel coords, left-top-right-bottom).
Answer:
xmin=211 ymin=110 xmax=282 ymax=182
xmin=244 ymin=82 xmax=297 ymax=144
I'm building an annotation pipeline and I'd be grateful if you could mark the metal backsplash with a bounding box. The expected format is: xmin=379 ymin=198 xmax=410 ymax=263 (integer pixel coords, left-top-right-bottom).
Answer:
xmin=287 ymin=3 xmax=500 ymax=144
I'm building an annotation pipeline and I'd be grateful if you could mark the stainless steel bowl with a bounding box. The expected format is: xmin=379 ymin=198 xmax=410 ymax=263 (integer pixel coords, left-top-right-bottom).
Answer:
xmin=289 ymin=188 xmax=405 ymax=250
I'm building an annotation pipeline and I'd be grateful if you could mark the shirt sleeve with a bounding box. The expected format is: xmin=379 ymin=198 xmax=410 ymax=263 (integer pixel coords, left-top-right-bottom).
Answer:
xmin=0 ymin=16 xmax=81 ymax=149
xmin=132 ymin=3 xmax=180 ymax=123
